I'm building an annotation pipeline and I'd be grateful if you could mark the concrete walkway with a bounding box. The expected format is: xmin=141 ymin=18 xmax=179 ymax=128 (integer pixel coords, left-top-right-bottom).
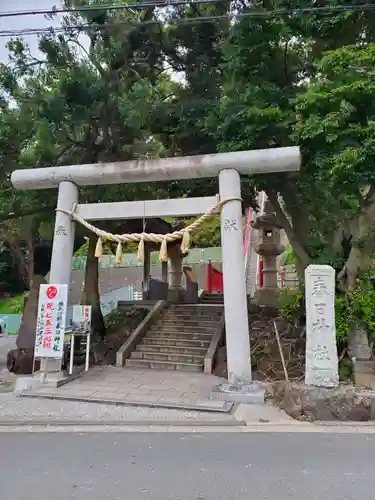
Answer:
xmin=24 ymin=366 xmax=233 ymax=412
xmin=0 ymin=336 xmax=16 ymax=369
xmin=0 ymin=389 xmax=297 ymax=427
xmin=0 ymin=391 xmax=241 ymax=426
xmin=0 ymin=336 xmax=16 ymax=393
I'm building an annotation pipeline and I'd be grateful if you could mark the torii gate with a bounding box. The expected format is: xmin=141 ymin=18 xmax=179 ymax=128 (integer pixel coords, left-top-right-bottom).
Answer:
xmin=11 ymin=146 xmax=300 ymax=390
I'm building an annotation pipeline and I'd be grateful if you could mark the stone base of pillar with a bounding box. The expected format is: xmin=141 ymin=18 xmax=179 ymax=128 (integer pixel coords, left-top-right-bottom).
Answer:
xmin=210 ymin=382 xmax=265 ymax=405
xmin=254 ymin=287 xmax=281 ymax=308
xmin=354 ymin=360 xmax=375 ymax=389
xmin=167 ymin=287 xmax=184 ymax=303
xmin=14 ymin=365 xmax=85 ymax=394
xmin=13 ymin=371 xmax=62 ymax=394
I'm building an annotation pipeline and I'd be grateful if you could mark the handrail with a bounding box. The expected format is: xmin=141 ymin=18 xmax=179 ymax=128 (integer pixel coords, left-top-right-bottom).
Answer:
xmin=115 ymin=300 xmax=167 ymax=366
xmin=204 ymin=313 xmax=225 ymax=374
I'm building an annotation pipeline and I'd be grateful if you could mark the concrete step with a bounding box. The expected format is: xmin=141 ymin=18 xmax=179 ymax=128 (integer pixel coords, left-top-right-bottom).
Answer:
xmin=164 ymin=313 xmax=223 ymax=321
xmin=151 ymin=319 xmax=219 ymax=327
xmin=142 ymin=337 xmax=210 ymax=348
xmin=152 ymin=317 xmax=219 ymax=328
xmin=136 ymin=344 xmax=207 ymax=356
xmin=200 ymin=295 xmax=224 ymax=302
xmin=163 ymin=317 xmax=220 ymax=326
xmin=169 ymin=304 xmax=223 ymax=308
xmin=149 ymin=325 xmax=218 ymax=334
xmin=148 ymin=327 xmax=214 ymax=336
xmin=130 ymin=350 xmax=204 ymax=364
xmin=168 ymin=309 xmax=223 ymax=315
xmin=147 ymin=331 xmax=213 ymax=341
xmin=125 ymin=358 xmax=203 ymax=372
xmin=167 ymin=305 xmax=223 ymax=312
xmin=200 ymin=302 xmax=224 ymax=306
xmin=163 ymin=317 xmax=222 ymax=323
xmin=200 ymin=298 xmax=224 ymax=303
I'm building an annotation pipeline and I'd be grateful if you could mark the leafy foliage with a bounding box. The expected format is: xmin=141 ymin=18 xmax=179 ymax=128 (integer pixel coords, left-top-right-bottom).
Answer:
xmin=336 ymin=269 xmax=375 ymax=342
xmin=278 ymin=287 xmax=304 ymax=326
xmin=2 ymin=0 xmax=375 ymax=346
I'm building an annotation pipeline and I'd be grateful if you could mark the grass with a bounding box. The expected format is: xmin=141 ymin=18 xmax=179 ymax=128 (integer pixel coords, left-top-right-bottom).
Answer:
xmin=0 ymin=294 xmax=25 ymax=314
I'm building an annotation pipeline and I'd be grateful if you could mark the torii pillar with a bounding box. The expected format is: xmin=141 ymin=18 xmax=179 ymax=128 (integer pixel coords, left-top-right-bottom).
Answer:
xmin=11 ymin=147 xmax=300 ymax=400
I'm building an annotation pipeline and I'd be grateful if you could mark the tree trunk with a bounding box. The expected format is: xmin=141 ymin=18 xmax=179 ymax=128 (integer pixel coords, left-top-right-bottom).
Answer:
xmin=7 ymin=236 xmax=29 ymax=286
xmin=266 ymin=190 xmax=312 ymax=284
xmin=82 ymin=236 xmax=106 ymax=339
xmin=26 ymin=229 xmax=35 ymax=288
xmin=334 ymin=190 xmax=375 ymax=359
xmin=347 ymin=322 xmax=372 ymax=360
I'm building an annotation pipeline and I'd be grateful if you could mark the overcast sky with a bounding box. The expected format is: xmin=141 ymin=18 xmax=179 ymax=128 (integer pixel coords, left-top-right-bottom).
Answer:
xmin=0 ymin=0 xmax=60 ymax=62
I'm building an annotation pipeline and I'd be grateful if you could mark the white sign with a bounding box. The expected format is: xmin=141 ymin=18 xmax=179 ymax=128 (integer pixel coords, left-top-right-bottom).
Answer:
xmin=305 ymin=265 xmax=339 ymax=387
xmin=72 ymin=305 xmax=92 ymax=333
xmin=34 ymin=284 xmax=68 ymax=359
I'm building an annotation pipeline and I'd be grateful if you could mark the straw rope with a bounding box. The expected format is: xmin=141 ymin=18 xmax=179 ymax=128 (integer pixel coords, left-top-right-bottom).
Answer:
xmin=57 ymin=194 xmax=241 ymax=263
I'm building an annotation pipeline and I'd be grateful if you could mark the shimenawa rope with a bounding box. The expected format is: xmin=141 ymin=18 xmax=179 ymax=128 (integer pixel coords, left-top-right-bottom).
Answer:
xmin=57 ymin=194 xmax=241 ymax=264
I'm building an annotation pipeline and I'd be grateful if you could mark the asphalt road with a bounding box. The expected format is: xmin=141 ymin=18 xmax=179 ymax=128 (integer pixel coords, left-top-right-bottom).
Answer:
xmin=1 ymin=432 xmax=374 ymax=500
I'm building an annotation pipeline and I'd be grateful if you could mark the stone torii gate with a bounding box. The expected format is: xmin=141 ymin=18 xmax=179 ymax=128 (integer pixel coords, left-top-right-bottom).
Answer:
xmin=11 ymin=147 xmax=300 ymax=390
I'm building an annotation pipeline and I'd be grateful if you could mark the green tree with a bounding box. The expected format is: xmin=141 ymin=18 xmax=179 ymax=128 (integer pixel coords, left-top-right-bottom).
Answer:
xmin=0 ymin=0 xmax=174 ymax=334
xmin=205 ymin=2 xmax=375 ymax=290
xmin=295 ymin=43 xmax=375 ymax=291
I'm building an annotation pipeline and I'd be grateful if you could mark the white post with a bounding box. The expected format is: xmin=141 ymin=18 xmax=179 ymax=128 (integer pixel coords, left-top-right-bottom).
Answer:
xmin=255 ymin=191 xmax=266 ymax=288
xmin=69 ymin=334 xmax=75 ymax=376
xmin=219 ymin=169 xmax=252 ymax=385
xmin=43 ymin=181 xmax=78 ymax=378
xmin=142 ymin=245 xmax=150 ymax=298
xmin=85 ymin=332 xmax=91 ymax=372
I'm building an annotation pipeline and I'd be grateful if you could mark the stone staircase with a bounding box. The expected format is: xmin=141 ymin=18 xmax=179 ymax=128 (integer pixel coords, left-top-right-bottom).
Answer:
xmin=199 ymin=293 xmax=224 ymax=305
xmin=125 ymin=303 xmax=224 ymax=371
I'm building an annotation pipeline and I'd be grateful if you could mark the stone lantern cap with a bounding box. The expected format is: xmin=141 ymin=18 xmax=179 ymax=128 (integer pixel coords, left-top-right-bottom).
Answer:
xmin=251 ymin=200 xmax=283 ymax=230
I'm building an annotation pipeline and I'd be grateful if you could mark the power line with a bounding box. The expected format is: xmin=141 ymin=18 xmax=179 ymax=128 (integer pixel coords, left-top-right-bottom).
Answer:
xmin=0 ymin=3 xmax=374 ymax=37
xmin=0 ymin=0 xmax=225 ymax=19
xmin=0 ymin=1 xmax=374 ymax=19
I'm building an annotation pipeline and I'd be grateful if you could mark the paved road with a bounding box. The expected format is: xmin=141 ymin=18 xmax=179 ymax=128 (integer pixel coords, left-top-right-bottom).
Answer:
xmin=1 ymin=432 xmax=374 ymax=500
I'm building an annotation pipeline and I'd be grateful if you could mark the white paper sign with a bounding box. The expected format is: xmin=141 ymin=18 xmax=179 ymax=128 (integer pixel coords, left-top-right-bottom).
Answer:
xmin=72 ymin=305 xmax=92 ymax=333
xmin=34 ymin=284 xmax=68 ymax=359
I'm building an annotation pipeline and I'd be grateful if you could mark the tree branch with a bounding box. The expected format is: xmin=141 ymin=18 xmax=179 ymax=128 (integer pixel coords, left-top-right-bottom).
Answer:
xmin=337 ymin=184 xmax=375 ymax=292
xmin=0 ymin=203 xmax=56 ymax=224
xmin=267 ymin=189 xmax=312 ymax=269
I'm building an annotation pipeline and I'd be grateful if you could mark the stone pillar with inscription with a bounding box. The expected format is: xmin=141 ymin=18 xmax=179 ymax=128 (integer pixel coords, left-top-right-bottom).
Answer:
xmin=50 ymin=181 xmax=79 ymax=284
xmin=211 ymin=169 xmax=264 ymax=403
xmin=218 ymin=169 xmax=252 ymax=385
xmin=305 ymin=264 xmax=339 ymax=387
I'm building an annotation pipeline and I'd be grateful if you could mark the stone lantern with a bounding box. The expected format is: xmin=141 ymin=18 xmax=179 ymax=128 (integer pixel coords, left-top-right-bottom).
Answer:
xmin=251 ymin=199 xmax=285 ymax=307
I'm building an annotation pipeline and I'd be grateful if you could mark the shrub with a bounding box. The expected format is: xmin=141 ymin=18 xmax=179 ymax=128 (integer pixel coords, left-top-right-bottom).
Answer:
xmin=278 ymin=286 xmax=304 ymax=325
xmin=335 ymin=269 xmax=375 ymax=343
